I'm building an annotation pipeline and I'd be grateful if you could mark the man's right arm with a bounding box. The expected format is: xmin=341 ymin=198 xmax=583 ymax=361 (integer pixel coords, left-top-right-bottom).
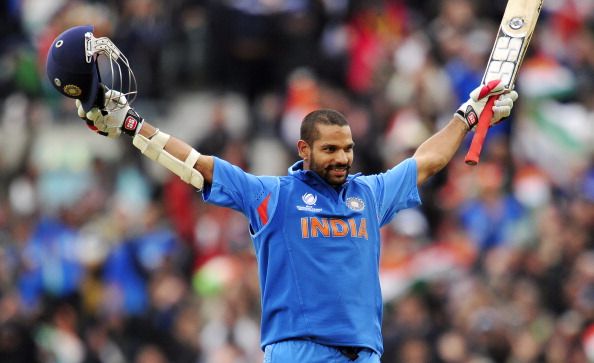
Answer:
xmin=137 ymin=121 xmax=214 ymax=185
xmin=78 ymin=86 xmax=277 ymax=232
xmin=137 ymin=120 xmax=277 ymax=232
xmin=76 ymin=88 xmax=214 ymax=190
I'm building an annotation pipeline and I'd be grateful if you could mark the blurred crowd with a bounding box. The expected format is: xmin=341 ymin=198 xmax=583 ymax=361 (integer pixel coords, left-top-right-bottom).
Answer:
xmin=0 ymin=0 xmax=593 ymax=362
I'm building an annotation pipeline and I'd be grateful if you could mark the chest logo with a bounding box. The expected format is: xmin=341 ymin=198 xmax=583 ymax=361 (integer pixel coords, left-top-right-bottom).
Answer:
xmin=302 ymin=193 xmax=317 ymax=205
xmin=346 ymin=197 xmax=365 ymax=211
xmin=297 ymin=193 xmax=322 ymax=213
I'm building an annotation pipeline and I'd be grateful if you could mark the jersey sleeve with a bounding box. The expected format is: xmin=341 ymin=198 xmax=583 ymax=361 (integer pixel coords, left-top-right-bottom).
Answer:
xmin=202 ymin=157 xmax=279 ymax=232
xmin=357 ymin=157 xmax=421 ymax=227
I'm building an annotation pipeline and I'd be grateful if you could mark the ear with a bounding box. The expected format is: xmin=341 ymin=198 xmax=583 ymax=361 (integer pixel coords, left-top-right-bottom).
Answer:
xmin=297 ymin=140 xmax=310 ymax=161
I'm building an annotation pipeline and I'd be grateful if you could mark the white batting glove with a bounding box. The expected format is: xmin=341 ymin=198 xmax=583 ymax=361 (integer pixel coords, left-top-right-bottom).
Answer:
xmin=76 ymin=87 xmax=144 ymax=138
xmin=455 ymin=79 xmax=519 ymax=131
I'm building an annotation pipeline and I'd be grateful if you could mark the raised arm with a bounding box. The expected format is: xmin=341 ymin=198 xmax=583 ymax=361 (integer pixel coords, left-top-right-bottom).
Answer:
xmin=413 ymin=117 xmax=468 ymax=185
xmin=413 ymin=80 xmax=518 ymax=186
xmin=136 ymin=122 xmax=215 ymax=184
xmin=76 ymin=88 xmax=214 ymax=190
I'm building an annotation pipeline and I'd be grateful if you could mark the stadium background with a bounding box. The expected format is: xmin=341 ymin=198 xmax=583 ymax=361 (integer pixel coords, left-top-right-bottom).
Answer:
xmin=0 ymin=0 xmax=593 ymax=362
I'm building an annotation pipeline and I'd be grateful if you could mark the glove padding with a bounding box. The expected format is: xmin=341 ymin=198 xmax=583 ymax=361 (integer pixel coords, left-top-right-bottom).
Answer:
xmin=455 ymin=79 xmax=519 ymax=131
xmin=76 ymin=87 xmax=143 ymax=138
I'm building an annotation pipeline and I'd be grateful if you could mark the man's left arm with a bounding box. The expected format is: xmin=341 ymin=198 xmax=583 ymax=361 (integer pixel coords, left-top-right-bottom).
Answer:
xmin=413 ymin=80 xmax=518 ymax=185
xmin=413 ymin=117 xmax=468 ymax=186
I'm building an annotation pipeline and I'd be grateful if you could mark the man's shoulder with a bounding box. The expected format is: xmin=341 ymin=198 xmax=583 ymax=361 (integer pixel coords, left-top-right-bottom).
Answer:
xmin=278 ymin=174 xmax=298 ymax=186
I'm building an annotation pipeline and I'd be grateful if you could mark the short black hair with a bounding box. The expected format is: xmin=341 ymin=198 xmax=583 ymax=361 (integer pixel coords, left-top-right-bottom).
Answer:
xmin=300 ymin=109 xmax=349 ymax=145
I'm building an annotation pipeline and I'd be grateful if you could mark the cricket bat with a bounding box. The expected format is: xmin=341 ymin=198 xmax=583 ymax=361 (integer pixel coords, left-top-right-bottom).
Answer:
xmin=465 ymin=0 xmax=543 ymax=165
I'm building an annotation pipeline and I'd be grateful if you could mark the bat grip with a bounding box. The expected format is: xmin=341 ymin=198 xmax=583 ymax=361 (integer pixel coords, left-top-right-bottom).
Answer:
xmin=465 ymin=95 xmax=497 ymax=165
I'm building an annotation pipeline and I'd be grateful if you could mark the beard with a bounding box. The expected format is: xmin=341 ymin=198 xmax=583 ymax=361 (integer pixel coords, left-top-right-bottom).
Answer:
xmin=310 ymin=154 xmax=351 ymax=186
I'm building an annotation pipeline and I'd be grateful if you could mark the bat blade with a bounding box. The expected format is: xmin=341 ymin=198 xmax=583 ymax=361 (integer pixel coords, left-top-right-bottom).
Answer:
xmin=465 ymin=0 xmax=543 ymax=165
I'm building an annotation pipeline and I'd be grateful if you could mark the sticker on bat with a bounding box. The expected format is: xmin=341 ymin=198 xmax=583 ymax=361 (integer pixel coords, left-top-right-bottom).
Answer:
xmin=509 ymin=17 xmax=526 ymax=30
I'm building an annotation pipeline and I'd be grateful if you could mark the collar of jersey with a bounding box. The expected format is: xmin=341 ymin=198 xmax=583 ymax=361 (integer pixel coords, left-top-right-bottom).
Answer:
xmin=287 ymin=160 xmax=361 ymax=188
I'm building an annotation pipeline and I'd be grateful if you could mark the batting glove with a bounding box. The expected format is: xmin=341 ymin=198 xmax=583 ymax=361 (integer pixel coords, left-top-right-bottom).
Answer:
xmin=455 ymin=79 xmax=519 ymax=131
xmin=76 ymin=87 xmax=144 ymax=138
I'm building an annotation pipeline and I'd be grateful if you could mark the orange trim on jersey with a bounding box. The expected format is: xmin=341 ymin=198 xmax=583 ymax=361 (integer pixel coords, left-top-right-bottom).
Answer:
xmin=257 ymin=194 xmax=271 ymax=226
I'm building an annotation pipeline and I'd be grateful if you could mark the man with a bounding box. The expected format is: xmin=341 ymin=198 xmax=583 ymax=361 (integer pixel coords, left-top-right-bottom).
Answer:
xmin=78 ymin=83 xmax=515 ymax=363
xmin=50 ymin=25 xmax=517 ymax=363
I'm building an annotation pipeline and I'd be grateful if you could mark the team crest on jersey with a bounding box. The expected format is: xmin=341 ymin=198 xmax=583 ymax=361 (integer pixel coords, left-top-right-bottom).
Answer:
xmin=346 ymin=197 xmax=365 ymax=211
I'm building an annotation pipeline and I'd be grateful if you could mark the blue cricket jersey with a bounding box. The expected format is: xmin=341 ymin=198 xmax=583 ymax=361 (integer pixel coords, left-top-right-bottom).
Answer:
xmin=202 ymin=157 xmax=421 ymax=355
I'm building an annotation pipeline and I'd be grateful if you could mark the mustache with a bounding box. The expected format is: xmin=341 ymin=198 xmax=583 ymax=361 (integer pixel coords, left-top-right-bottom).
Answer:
xmin=326 ymin=164 xmax=351 ymax=172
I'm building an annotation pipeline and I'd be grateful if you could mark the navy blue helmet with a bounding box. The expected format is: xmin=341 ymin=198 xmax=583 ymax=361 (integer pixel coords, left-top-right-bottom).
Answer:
xmin=46 ymin=25 xmax=136 ymax=111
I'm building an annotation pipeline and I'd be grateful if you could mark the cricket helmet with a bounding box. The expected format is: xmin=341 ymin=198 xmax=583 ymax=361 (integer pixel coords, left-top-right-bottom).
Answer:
xmin=46 ymin=25 xmax=137 ymax=111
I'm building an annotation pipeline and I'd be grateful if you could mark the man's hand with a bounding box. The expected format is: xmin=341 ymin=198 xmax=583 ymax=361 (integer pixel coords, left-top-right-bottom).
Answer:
xmin=76 ymin=87 xmax=143 ymax=138
xmin=455 ymin=79 xmax=519 ymax=131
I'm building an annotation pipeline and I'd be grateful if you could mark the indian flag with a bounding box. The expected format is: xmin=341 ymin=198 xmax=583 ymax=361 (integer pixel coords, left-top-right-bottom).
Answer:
xmin=513 ymin=56 xmax=593 ymax=186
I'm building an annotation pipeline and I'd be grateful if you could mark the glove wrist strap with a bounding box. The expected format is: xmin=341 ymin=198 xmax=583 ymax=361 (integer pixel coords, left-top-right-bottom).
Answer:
xmin=454 ymin=112 xmax=471 ymax=132
xmin=455 ymin=103 xmax=478 ymax=131
xmin=121 ymin=109 xmax=144 ymax=136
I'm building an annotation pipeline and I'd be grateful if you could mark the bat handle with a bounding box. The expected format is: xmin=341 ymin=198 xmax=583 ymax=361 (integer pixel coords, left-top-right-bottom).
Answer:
xmin=465 ymin=95 xmax=497 ymax=166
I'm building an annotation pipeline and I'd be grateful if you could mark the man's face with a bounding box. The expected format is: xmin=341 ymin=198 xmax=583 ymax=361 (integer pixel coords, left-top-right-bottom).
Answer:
xmin=299 ymin=124 xmax=354 ymax=186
